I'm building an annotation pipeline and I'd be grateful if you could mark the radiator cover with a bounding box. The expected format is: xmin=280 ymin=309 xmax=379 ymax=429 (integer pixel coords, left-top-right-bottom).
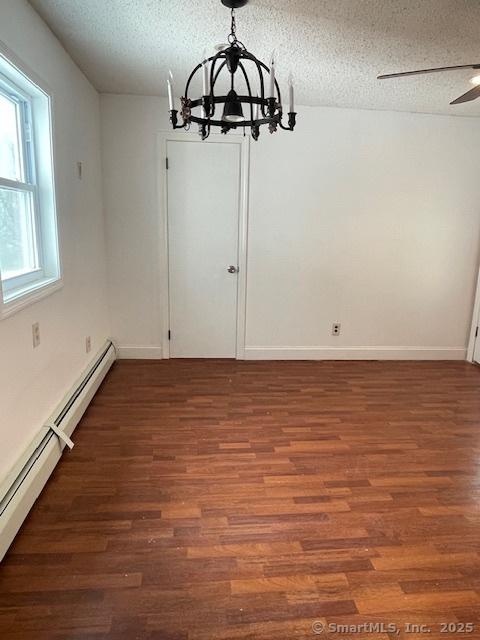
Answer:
xmin=0 ymin=340 xmax=116 ymax=561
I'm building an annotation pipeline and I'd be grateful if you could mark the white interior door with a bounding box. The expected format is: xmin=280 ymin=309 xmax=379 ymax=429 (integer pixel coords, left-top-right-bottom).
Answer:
xmin=167 ymin=139 xmax=241 ymax=358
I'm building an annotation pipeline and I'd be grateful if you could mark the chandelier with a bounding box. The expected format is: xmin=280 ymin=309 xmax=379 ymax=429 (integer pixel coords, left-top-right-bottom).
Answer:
xmin=167 ymin=0 xmax=297 ymax=141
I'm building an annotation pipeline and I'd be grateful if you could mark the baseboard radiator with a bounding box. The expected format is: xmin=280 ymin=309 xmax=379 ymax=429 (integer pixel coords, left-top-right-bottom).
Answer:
xmin=0 ymin=340 xmax=116 ymax=561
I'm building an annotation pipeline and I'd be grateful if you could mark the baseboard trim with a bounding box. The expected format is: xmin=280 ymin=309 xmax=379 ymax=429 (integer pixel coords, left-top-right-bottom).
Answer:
xmin=0 ymin=340 xmax=116 ymax=561
xmin=244 ymin=346 xmax=467 ymax=361
xmin=116 ymin=345 xmax=163 ymax=359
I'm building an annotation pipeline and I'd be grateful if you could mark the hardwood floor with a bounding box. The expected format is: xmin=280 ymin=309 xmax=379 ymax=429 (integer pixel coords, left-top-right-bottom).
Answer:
xmin=1 ymin=359 xmax=480 ymax=639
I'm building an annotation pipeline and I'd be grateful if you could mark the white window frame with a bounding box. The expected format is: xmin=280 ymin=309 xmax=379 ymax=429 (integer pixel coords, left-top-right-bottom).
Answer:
xmin=0 ymin=42 xmax=61 ymax=319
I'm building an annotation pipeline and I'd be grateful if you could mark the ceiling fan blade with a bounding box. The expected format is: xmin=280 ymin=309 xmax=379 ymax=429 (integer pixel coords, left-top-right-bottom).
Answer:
xmin=378 ymin=64 xmax=480 ymax=80
xmin=450 ymin=84 xmax=480 ymax=105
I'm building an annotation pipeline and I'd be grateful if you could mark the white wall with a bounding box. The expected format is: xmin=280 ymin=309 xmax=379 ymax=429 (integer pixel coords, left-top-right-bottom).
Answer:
xmin=101 ymin=95 xmax=169 ymax=358
xmin=247 ymin=106 xmax=480 ymax=359
xmin=100 ymin=95 xmax=480 ymax=361
xmin=0 ymin=0 xmax=110 ymax=481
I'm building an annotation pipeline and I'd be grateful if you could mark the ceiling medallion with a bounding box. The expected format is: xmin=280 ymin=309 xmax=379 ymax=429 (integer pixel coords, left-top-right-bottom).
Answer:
xmin=167 ymin=0 xmax=297 ymax=141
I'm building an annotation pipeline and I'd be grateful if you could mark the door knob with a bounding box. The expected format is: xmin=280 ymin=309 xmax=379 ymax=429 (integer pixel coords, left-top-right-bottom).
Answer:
xmin=227 ymin=265 xmax=238 ymax=273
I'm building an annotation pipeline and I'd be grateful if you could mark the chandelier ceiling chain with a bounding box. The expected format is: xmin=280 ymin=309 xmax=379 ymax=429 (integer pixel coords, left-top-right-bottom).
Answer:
xmin=166 ymin=0 xmax=297 ymax=141
xmin=229 ymin=9 xmax=236 ymax=43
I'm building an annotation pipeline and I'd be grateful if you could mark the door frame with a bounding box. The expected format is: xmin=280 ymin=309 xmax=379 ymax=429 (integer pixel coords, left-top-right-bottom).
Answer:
xmin=157 ymin=131 xmax=250 ymax=360
xmin=467 ymin=265 xmax=480 ymax=362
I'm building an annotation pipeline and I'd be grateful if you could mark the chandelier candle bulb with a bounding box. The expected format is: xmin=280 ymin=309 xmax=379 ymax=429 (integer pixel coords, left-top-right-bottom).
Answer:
xmin=288 ymin=73 xmax=294 ymax=113
xmin=269 ymin=52 xmax=276 ymax=99
xmin=202 ymin=51 xmax=210 ymax=95
xmin=167 ymin=70 xmax=174 ymax=110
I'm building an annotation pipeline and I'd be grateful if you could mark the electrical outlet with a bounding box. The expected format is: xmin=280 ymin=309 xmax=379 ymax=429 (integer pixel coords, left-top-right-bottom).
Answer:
xmin=85 ymin=336 xmax=91 ymax=353
xmin=32 ymin=322 xmax=40 ymax=348
xmin=332 ymin=323 xmax=341 ymax=336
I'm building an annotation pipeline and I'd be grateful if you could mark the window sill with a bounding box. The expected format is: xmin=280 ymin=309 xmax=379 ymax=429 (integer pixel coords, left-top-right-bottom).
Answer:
xmin=1 ymin=276 xmax=63 ymax=319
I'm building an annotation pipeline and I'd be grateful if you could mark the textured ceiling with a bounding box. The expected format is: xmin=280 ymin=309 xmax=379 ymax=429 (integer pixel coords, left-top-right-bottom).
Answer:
xmin=29 ymin=0 xmax=480 ymax=116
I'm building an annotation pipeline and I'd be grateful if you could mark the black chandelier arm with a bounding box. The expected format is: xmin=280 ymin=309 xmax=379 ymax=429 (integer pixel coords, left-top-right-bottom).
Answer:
xmin=237 ymin=61 xmax=254 ymax=122
xmin=169 ymin=109 xmax=188 ymax=129
xmin=174 ymin=98 xmax=293 ymax=133
xmin=240 ymin=51 xmax=282 ymax=114
xmin=209 ymin=52 xmax=228 ymax=88
xmin=189 ymin=114 xmax=278 ymax=128
xmin=198 ymin=121 xmax=211 ymax=140
xmin=209 ymin=58 xmax=228 ymax=117
xmin=251 ymin=55 xmax=267 ymax=117
xmin=184 ymin=62 xmax=202 ymax=99
xmin=211 ymin=57 xmax=227 ymax=88
xmin=206 ymin=55 xmax=227 ymax=117
xmin=189 ymin=94 xmax=267 ymax=108
xmin=239 ymin=51 xmax=267 ymax=115
xmin=278 ymin=112 xmax=297 ymax=131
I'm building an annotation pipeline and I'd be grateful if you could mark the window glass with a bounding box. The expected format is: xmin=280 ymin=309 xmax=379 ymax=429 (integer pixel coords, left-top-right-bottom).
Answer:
xmin=0 ymin=91 xmax=22 ymax=182
xmin=0 ymin=187 xmax=38 ymax=279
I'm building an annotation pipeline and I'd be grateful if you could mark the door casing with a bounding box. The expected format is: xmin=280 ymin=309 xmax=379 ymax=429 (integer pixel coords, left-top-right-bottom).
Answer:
xmin=467 ymin=259 xmax=480 ymax=363
xmin=157 ymin=131 xmax=250 ymax=359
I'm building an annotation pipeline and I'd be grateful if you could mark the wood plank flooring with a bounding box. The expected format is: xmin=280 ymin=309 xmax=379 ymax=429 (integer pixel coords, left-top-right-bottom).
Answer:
xmin=1 ymin=359 xmax=480 ymax=639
